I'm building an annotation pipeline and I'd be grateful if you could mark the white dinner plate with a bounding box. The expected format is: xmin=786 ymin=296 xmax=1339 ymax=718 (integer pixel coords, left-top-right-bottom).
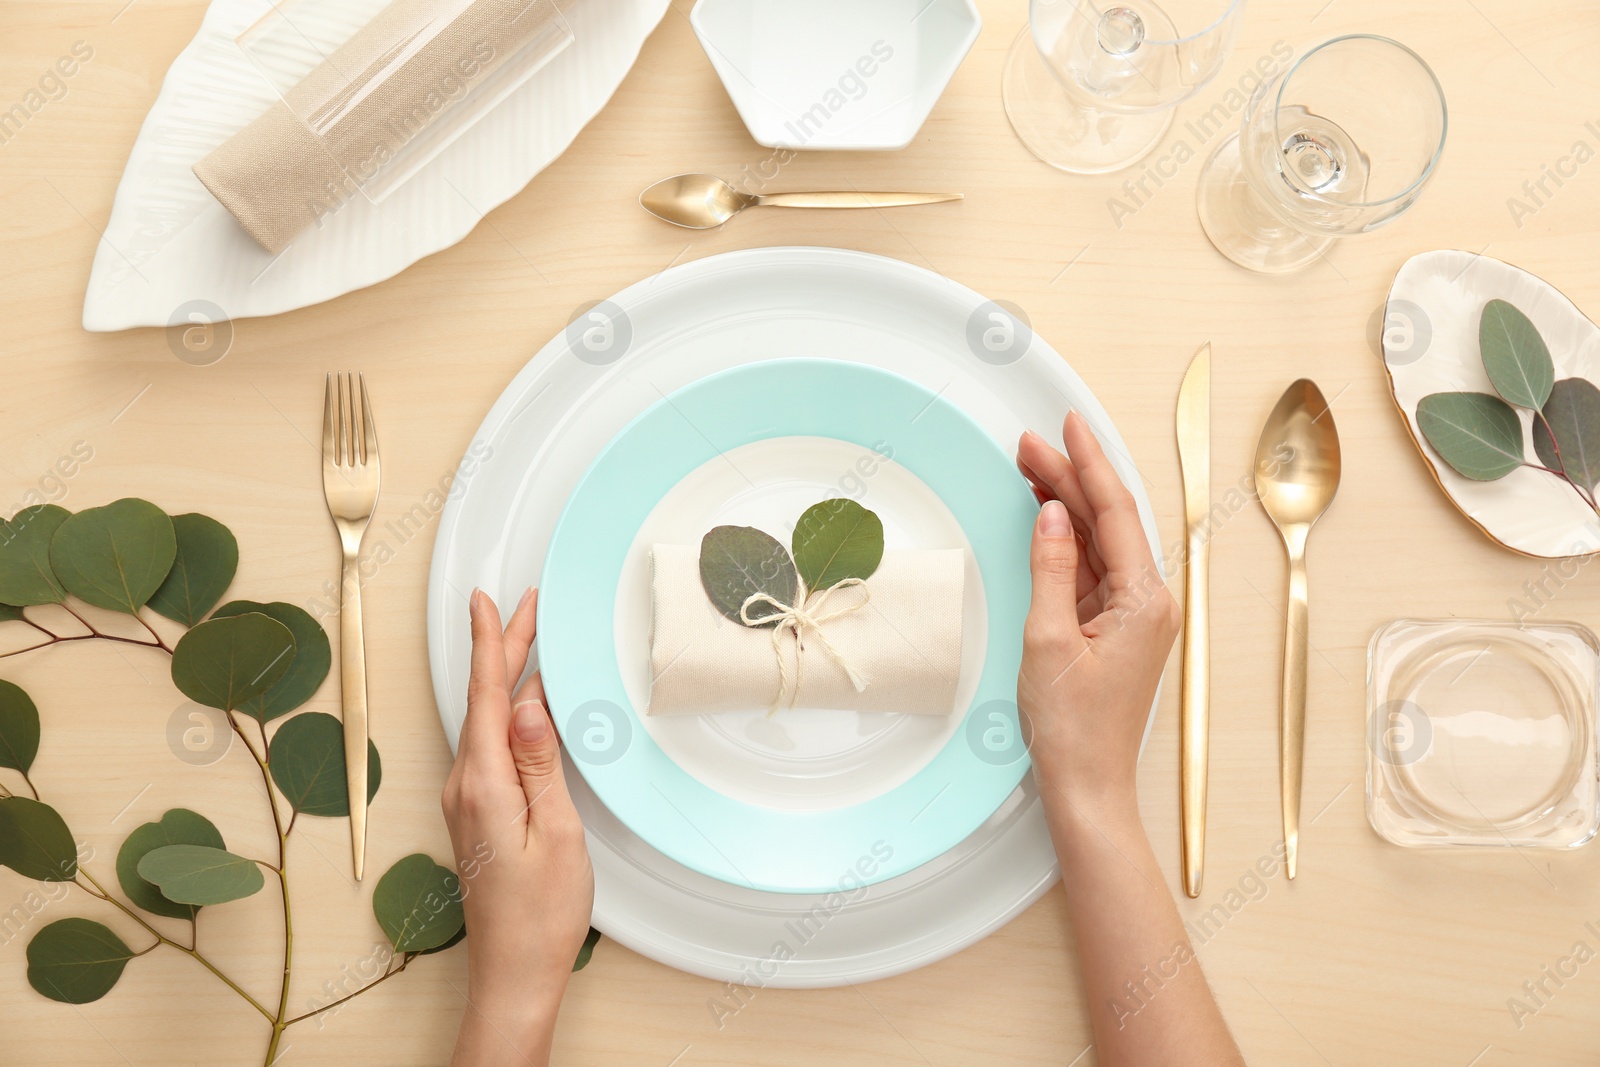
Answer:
xmin=427 ymin=246 xmax=1163 ymax=985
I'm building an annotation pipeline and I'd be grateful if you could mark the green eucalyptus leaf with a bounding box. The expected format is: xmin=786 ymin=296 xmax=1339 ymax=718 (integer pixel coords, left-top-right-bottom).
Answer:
xmin=0 ymin=680 xmax=40 ymax=774
xmin=1481 ymin=298 xmax=1554 ymax=409
xmin=698 ymin=526 xmax=798 ymax=627
xmin=135 ymin=844 xmax=264 ymax=905
xmin=0 ymin=796 xmax=77 ymax=881
xmin=791 ymin=499 xmax=885 ymax=591
xmin=1533 ymin=378 xmax=1600 ymax=492
xmin=268 ymin=711 xmax=381 ymax=817
xmin=27 ymin=918 xmax=136 ymax=1004
xmin=147 ymin=514 xmax=239 ymax=627
xmin=373 ymin=853 xmax=465 ymax=953
xmin=0 ymin=504 xmax=70 ymax=607
xmin=211 ymin=601 xmax=331 ymax=722
xmin=116 ymin=809 xmax=226 ymax=920
xmin=0 ymin=605 xmax=26 ymax=624
xmin=48 ymin=499 xmax=176 ymax=615
xmin=572 ymin=926 xmax=602 ymax=972
xmin=1416 ymin=392 xmax=1527 ymax=481
xmin=418 ymin=922 xmax=467 ymax=956
xmin=171 ymin=613 xmax=296 ymax=712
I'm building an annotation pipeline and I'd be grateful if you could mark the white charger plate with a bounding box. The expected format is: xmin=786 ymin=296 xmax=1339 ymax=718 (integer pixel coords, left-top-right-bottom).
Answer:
xmin=427 ymin=246 xmax=1163 ymax=985
xmin=83 ymin=0 xmax=670 ymax=330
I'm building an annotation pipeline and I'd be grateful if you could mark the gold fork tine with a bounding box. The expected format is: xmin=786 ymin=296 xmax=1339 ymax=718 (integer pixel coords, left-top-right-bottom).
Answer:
xmin=359 ymin=373 xmax=377 ymax=462
xmin=340 ymin=372 xmax=354 ymax=468
xmin=322 ymin=373 xmax=336 ymax=463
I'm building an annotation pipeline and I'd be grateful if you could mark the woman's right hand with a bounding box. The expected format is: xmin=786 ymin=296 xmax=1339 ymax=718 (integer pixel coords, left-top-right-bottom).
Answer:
xmin=1015 ymin=410 xmax=1180 ymax=815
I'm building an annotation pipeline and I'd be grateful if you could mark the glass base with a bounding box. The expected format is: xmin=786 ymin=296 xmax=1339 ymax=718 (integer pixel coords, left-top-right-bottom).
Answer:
xmin=1196 ymin=132 xmax=1337 ymax=274
xmin=1002 ymin=27 xmax=1173 ymax=176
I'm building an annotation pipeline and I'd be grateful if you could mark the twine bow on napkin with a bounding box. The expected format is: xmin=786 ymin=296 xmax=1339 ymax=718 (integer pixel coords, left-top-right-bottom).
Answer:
xmin=738 ymin=579 xmax=872 ymax=711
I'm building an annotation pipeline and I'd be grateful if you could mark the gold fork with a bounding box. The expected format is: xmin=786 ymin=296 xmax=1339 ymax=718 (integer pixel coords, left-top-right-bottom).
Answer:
xmin=321 ymin=372 xmax=381 ymax=880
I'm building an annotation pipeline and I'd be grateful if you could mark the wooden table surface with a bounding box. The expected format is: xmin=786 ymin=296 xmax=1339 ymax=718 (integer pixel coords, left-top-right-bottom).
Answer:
xmin=4 ymin=0 xmax=1600 ymax=1064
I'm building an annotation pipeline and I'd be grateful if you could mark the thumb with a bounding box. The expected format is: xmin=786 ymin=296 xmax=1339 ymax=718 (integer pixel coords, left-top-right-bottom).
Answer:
xmin=509 ymin=698 xmax=567 ymax=816
xmin=1025 ymin=500 xmax=1088 ymax=657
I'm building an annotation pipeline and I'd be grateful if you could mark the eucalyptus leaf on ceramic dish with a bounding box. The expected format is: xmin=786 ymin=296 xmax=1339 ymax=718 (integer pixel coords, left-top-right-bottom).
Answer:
xmin=1415 ymin=297 xmax=1600 ymax=519
xmin=1382 ymin=250 xmax=1600 ymax=557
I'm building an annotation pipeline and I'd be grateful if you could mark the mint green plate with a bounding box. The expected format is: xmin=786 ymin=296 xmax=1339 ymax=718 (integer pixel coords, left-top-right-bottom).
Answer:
xmin=538 ymin=359 xmax=1038 ymax=893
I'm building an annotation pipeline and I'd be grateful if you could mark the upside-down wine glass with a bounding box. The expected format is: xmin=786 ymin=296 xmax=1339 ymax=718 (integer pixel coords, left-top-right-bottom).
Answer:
xmin=1003 ymin=0 xmax=1246 ymax=175
xmin=1196 ymin=34 xmax=1447 ymax=273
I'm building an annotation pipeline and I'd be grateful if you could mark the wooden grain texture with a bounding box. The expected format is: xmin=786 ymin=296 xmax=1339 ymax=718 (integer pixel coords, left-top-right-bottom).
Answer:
xmin=2 ymin=1 xmax=1599 ymax=1064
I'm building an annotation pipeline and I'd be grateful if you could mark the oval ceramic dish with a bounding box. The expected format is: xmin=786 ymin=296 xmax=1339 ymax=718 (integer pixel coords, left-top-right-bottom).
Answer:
xmin=1382 ymin=249 xmax=1600 ymax=558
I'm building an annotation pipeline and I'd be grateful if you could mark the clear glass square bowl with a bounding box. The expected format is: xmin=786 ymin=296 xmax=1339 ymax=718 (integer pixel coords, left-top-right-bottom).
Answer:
xmin=1367 ymin=618 xmax=1600 ymax=848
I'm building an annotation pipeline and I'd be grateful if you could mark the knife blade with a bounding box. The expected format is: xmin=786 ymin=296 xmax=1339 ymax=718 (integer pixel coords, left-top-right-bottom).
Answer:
xmin=1175 ymin=343 xmax=1211 ymax=899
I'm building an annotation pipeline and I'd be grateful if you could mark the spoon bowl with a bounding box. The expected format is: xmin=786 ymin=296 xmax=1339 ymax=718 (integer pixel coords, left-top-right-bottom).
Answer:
xmin=639 ymin=173 xmax=753 ymax=229
xmin=1255 ymin=380 xmax=1342 ymax=531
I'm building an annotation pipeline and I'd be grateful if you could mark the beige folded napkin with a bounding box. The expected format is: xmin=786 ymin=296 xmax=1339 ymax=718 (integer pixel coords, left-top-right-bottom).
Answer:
xmin=193 ymin=0 xmax=560 ymax=253
xmin=647 ymin=544 xmax=965 ymax=716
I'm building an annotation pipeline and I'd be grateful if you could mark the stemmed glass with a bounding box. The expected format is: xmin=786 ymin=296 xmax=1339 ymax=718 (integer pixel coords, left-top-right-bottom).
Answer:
xmin=1197 ymin=35 xmax=1447 ymax=273
xmin=1003 ymin=0 xmax=1246 ymax=175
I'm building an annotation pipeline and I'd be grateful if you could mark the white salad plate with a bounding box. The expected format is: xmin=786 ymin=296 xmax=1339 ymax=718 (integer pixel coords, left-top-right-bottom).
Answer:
xmin=1383 ymin=250 xmax=1600 ymax=559
xmin=427 ymin=246 xmax=1162 ymax=985
xmin=83 ymin=0 xmax=671 ymax=331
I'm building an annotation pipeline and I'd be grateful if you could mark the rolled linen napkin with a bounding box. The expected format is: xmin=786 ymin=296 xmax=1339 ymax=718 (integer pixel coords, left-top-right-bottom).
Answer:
xmin=193 ymin=0 xmax=561 ymax=253
xmin=647 ymin=544 xmax=965 ymax=715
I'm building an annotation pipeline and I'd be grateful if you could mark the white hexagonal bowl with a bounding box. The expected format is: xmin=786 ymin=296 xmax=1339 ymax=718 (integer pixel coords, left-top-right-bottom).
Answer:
xmin=690 ymin=0 xmax=981 ymax=151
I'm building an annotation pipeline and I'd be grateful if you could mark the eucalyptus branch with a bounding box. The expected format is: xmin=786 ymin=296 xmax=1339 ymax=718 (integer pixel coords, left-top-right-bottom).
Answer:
xmin=72 ymin=870 xmax=275 ymax=1023
xmin=0 ymin=602 xmax=168 ymax=658
xmin=133 ymin=611 xmax=175 ymax=654
xmin=226 ymin=710 xmax=295 ymax=1067
xmin=1528 ymin=412 xmax=1600 ymax=512
xmin=0 ymin=498 xmax=467 ymax=1067
xmin=282 ymin=952 xmax=418 ymax=1026
xmin=21 ymin=615 xmax=55 ymax=639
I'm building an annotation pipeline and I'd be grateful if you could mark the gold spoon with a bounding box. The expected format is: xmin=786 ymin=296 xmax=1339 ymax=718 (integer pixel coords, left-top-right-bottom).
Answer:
xmin=1253 ymin=380 xmax=1341 ymax=881
xmin=639 ymin=173 xmax=962 ymax=229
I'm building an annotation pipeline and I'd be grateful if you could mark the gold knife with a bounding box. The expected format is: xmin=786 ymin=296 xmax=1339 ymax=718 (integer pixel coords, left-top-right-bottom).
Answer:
xmin=1175 ymin=344 xmax=1211 ymax=899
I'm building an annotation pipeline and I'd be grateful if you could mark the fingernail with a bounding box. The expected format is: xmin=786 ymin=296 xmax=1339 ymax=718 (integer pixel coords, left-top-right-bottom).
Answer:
xmin=517 ymin=586 xmax=534 ymax=612
xmin=470 ymin=588 xmax=483 ymax=614
xmin=513 ymin=700 xmax=549 ymax=743
xmin=1039 ymin=499 xmax=1071 ymax=537
xmin=1021 ymin=429 xmax=1043 ymax=445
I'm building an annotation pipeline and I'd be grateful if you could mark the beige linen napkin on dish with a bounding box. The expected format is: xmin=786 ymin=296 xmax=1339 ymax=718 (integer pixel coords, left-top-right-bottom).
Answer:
xmin=193 ymin=0 xmax=561 ymax=253
xmin=647 ymin=544 xmax=965 ymax=716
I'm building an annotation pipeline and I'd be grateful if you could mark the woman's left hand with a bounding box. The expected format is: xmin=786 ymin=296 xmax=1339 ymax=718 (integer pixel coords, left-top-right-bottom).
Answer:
xmin=442 ymin=588 xmax=594 ymax=1067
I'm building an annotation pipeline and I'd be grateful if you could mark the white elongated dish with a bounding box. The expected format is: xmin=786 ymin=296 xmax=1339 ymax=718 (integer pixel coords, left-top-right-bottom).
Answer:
xmin=82 ymin=0 xmax=671 ymax=331
xmin=427 ymin=246 xmax=1163 ymax=985
xmin=1383 ymin=250 xmax=1600 ymax=558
